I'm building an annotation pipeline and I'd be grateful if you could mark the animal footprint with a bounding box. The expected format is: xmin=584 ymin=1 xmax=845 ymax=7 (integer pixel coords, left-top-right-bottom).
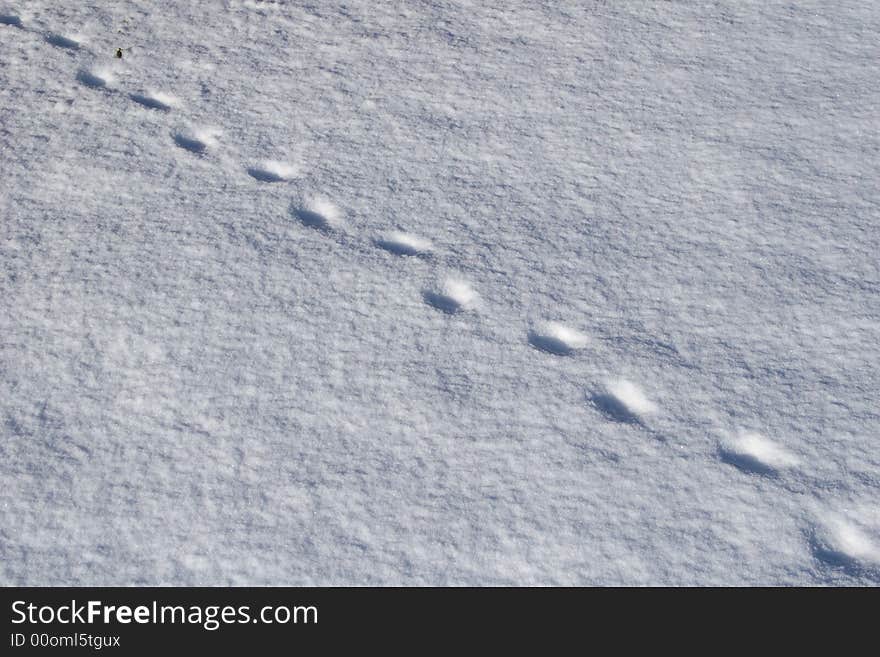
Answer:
xmin=292 ymin=197 xmax=344 ymax=231
xmin=528 ymin=321 xmax=588 ymax=356
xmin=719 ymin=432 xmax=798 ymax=475
xmin=76 ymin=69 xmax=113 ymax=89
xmin=423 ymin=278 xmax=478 ymax=314
xmin=376 ymin=232 xmax=432 ymax=256
xmin=248 ymin=160 xmax=297 ymax=182
xmin=173 ymin=128 xmax=219 ymax=155
xmin=810 ymin=513 xmax=880 ymax=575
xmin=0 ymin=14 xmax=23 ymax=27
xmin=46 ymin=33 xmax=80 ymax=49
xmin=131 ymin=91 xmax=178 ymax=111
xmin=591 ymin=379 xmax=657 ymax=424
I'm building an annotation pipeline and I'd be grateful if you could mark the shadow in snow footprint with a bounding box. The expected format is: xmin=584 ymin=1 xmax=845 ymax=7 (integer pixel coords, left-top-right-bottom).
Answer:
xmin=248 ymin=161 xmax=296 ymax=182
xmin=173 ymin=133 xmax=209 ymax=155
xmin=718 ymin=433 xmax=798 ymax=477
xmin=296 ymin=208 xmax=328 ymax=229
xmin=529 ymin=332 xmax=576 ymax=356
xmin=249 ymin=168 xmax=286 ymax=182
xmin=423 ymin=279 xmax=477 ymax=314
xmin=0 ymin=14 xmax=22 ymax=27
xmin=376 ymin=232 xmax=432 ymax=257
xmin=527 ymin=322 xmax=588 ymax=356
xmin=423 ymin=291 xmax=462 ymax=314
xmin=291 ymin=198 xmax=342 ymax=231
xmin=131 ymin=93 xmax=173 ymax=111
xmin=591 ymin=380 xmax=657 ymax=426
xmin=77 ymin=70 xmax=107 ymax=89
xmin=46 ymin=33 xmax=79 ymax=49
xmin=719 ymin=450 xmax=777 ymax=476
xmin=808 ymin=518 xmax=880 ymax=580
xmin=591 ymin=393 xmax=642 ymax=425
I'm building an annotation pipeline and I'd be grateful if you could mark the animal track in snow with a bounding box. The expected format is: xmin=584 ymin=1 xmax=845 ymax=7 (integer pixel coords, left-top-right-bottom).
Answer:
xmin=528 ymin=321 xmax=588 ymax=356
xmin=130 ymin=91 xmax=178 ymax=111
xmin=76 ymin=68 xmax=113 ymax=89
xmin=45 ymin=33 xmax=80 ymax=49
xmin=592 ymin=379 xmax=657 ymax=424
xmin=0 ymin=14 xmax=22 ymax=27
xmin=811 ymin=514 xmax=880 ymax=573
xmin=376 ymin=231 xmax=433 ymax=256
xmin=719 ymin=432 xmax=798 ymax=475
xmin=247 ymin=160 xmax=297 ymax=182
xmin=173 ymin=128 xmax=219 ymax=155
xmin=423 ymin=278 xmax=478 ymax=314
xmin=292 ymin=197 xmax=343 ymax=231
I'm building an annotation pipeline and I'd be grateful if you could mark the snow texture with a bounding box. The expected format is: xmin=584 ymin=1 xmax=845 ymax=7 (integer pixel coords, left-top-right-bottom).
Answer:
xmin=1 ymin=1 xmax=878 ymax=585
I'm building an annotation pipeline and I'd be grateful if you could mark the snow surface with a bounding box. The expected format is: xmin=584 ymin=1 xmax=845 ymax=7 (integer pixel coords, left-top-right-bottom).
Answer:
xmin=1 ymin=1 xmax=878 ymax=585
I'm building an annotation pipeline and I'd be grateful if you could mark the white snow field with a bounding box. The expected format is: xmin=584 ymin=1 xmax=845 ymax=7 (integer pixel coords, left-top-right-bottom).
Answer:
xmin=1 ymin=1 xmax=878 ymax=586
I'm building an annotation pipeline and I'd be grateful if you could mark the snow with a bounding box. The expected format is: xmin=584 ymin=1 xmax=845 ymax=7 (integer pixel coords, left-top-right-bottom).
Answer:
xmin=1 ymin=1 xmax=878 ymax=585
